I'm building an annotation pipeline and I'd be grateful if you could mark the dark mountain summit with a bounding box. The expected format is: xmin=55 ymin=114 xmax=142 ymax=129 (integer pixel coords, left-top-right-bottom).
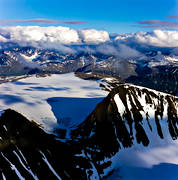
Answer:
xmin=71 ymin=84 xmax=178 ymax=177
xmin=0 ymin=109 xmax=94 ymax=180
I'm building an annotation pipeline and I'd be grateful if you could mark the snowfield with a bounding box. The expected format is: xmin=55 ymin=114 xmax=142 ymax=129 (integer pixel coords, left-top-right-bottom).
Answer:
xmin=0 ymin=73 xmax=108 ymax=133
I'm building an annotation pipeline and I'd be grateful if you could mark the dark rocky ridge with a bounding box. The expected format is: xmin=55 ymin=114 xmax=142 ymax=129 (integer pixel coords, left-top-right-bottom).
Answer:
xmin=0 ymin=85 xmax=177 ymax=179
xmin=71 ymin=85 xmax=178 ymax=177
xmin=0 ymin=109 xmax=95 ymax=180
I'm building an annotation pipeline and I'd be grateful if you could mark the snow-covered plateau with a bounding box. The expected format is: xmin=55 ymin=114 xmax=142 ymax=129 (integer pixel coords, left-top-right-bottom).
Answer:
xmin=0 ymin=73 xmax=108 ymax=133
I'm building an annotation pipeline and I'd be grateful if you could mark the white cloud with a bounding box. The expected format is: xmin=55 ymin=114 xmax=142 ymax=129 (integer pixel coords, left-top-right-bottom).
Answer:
xmin=96 ymin=43 xmax=142 ymax=59
xmin=96 ymin=44 xmax=119 ymax=56
xmin=0 ymin=26 xmax=110 ymax=46
xmin=0 ymin=26 xmax=178 ymax=57
xmin=114 ymin=33 xmax=134 ymax=41
xmin=134 ymin=30 xmax=178 ymax=47
xmin=117 ymin=44 xmax=142 ymax=59
xmin=79 ymin=29 xmax=110 ymax=44
xmin=1 ymin=26 xmax=80 ymax=44
xmin=114 ymin=30 xmax=178 ymax=48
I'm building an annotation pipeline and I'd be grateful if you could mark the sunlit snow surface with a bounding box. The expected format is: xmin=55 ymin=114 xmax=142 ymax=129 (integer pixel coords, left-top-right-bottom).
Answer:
xmin=0 ymin=73 xmax=108 ymax=133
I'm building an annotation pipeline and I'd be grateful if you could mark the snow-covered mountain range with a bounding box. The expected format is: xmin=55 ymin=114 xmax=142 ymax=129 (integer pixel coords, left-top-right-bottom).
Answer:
xmin=0 ymin=26 xmax=178 ymax=96
xmin=0 ymin=46 xmax=177 ymax=96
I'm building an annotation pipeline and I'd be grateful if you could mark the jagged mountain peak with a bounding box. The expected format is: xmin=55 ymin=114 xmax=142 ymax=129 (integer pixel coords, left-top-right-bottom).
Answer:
xmin=71 ymin=84 xmax=178 ymax=177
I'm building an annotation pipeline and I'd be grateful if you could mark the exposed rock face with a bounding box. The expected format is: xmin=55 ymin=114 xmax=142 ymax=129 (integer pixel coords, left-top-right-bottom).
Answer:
xmin=0 ymin=109 xmax=94 ymax=180
xmin=71 ymin=84 xmax=178 ymax=177
xmin=0 ymin=85 xmax=177 ymax=179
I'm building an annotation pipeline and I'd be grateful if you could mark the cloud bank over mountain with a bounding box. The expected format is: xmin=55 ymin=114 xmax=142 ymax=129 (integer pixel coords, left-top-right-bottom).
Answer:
xmin=133 ymin=30 xmax=178 ymax=47
xmin=0 ymin=26 xmax=178 ymax=57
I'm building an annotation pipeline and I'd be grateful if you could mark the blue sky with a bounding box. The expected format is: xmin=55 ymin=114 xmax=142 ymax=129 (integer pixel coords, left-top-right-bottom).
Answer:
xmin=0 ymin=0 xmax=178 ymax=33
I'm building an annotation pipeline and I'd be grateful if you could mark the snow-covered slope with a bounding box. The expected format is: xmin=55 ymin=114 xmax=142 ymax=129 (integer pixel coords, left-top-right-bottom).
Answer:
xmin=20 ymin=51 xmax=39 ymax=62
xmin=0 ymin=73 xmax=108 ymax=133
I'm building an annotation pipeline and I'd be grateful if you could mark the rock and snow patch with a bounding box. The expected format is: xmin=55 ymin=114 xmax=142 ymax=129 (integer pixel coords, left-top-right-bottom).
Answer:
xmin=20 ymin=51 xmax=39 ymax=62
xmin=108 ymin=84 xmax=178 ymax=179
